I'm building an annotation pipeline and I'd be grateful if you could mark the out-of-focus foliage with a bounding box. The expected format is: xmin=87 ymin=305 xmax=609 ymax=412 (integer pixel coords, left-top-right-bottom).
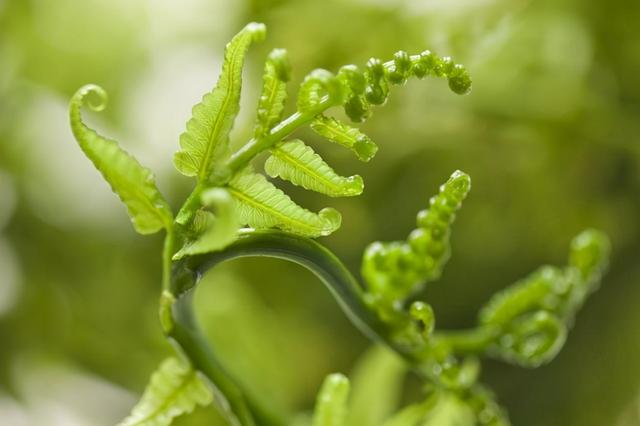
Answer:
xmin=0 ymin=0 xmax=638 ymax=425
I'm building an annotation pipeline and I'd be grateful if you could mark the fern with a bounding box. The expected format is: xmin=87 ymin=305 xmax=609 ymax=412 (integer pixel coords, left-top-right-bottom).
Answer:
xmin=67 ymin=20 xmax=610 ymax=426
xmin=118 ymin=358 xmax=212 ymax=426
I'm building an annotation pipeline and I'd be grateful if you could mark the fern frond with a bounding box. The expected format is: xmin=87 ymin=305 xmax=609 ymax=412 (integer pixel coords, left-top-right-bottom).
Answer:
xmin=310 ymin=115 xmax=378 ymax=162
xmin=333 ymin=50 xmax=471 ymax=123
xmin=265 ymin=140 xmax=364 ymax=197
xmin=228 ymin=169 xmax=341 ymax=237
xmin=254 ymin=48 xmax=291 ymax=138
xmin=477 ymin=229 xmax=610 ymax=367
xmin=173 ymin=188 xmax=239 ymax=259
xmin=69 ymin=85 xmax=173 ymax=235
xmin=174 ymin=22 xmax=266 ymax=180
xmin=312 ymin=374 xmax=350 ymax=426
xmin=361 ymin=170 xmax=471 ymax=305
xmin=118 ymin=357 xmax=212 ymax=426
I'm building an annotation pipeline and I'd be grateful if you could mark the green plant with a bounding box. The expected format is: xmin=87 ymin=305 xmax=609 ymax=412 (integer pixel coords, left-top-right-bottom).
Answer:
xmin=68 ymin=22 xmax=609 ymax=426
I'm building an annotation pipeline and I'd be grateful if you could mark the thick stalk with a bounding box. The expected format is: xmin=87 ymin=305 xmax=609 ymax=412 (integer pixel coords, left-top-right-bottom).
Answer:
xmin=166 ymin=230 xmax=397 ymax=425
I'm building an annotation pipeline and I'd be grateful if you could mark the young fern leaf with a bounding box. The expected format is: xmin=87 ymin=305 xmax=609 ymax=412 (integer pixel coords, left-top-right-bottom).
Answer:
xmin=478 ymin=229 xmax=610 ymax=367
xmin=228 ymin=169 xmax=341 ymax=237
xmin=172 ymin=188 xmax=240 ymax=259
xmin=333 ymin=51 xmax=471 ymax=123
xmin=297 ymin=69 xmax=346 ymax=114
xmin=69 ymin=85 xmax=173 ymax=235
xmin=174 ymin=22 xmax=266 ymax=180
xmin=265 ymin=139 xmax=364 ymax=197
xmin=254 ymin=48 xmax=291 ymax=138
xmin=310 ymin=115 xmax=378 ymax=162
xmin=118 ymin=357 xmax=213 ymax=426
xmin=312 ymin=374 xmax=350 ymax=426
xmin=362 ymin=170 xmax=471 ymax=305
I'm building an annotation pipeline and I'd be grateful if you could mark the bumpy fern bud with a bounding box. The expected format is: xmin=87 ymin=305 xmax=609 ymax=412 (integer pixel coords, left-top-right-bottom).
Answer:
xmin=477 ymin=229 xmax=610 ymax=367
xmin=362 ymin=170 xmax=471 ymax=307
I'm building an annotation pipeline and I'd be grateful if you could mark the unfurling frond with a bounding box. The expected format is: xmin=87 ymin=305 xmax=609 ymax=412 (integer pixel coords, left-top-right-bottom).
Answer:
xmin=478 ymin=229 xmax=610 ymax=367
xmin=174 ymin=22 xmax=266 ymax=180
xmin=69 ymin=85 xmax=173 ymax=235
xmin=361 ymin=170 xmax=471 ymax=305
xmin=118 ymin=358 xmax=212 ymax=426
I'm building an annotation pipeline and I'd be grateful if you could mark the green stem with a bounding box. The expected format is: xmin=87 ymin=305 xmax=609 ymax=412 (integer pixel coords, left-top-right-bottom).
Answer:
xmin=433 ymin=326 xmax=499 ymax=354
xmin=162 ymin=226 xmax=175 ymax=291
xmin=165 ymin=229 xmax=401 ymax=425
xmin=224 ymin=97 xmax=333 ymax=178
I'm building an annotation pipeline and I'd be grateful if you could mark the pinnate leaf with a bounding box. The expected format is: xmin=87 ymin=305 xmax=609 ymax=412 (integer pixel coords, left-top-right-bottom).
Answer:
xmin=69 ymin=84 xmax=172 ymax=235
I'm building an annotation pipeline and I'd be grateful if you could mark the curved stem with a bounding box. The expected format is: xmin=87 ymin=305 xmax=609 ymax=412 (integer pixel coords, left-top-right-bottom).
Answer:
xmin=165 ymin=229 xmax=402 ymax=425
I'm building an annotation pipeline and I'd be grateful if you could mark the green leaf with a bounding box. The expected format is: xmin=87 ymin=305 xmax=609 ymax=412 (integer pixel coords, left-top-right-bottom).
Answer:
xmin=310 ymin=115 xmax=378 ymax=162
xmin=265 ymin=140 xmax=363 ymax=197
xmin=313 ymin=374 xmax=350 ymax=426
xmin=254 ymin=48 xmax=290 ymax=138
xmin=118 ymin=357 xmax=213 ymax=426
xmin=174 ymin=22 xmax=266 ymax=180
xmin=69 ymin=85 xmax=172 ymax=235
xmin=228 ymin=169 xmax=341 ymax=237
xmin=172 ymin=188 xmax=240 ymax=259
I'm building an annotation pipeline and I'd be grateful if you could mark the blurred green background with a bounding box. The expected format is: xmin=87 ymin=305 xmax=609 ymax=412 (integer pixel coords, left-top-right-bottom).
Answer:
xmin=0 ymin=0 xmax=639 ymax=424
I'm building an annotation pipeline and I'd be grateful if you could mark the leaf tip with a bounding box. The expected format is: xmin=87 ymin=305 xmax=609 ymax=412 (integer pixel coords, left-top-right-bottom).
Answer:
xmin=319 ymin=207 xmax=342 ymax=235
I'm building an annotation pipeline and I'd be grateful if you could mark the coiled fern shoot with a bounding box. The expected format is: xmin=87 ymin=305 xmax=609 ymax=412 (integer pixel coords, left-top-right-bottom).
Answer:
xmin=68 ymin=22 xmax=608 ymax=426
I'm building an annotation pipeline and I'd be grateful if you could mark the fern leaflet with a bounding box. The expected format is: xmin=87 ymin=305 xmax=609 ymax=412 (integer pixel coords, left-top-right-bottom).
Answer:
xmin=228 ymin=169 xmax=341 ymax=237
xmin=265 ymin=140 xmax=364 ymax=197
xmin=118 ymin=358 xmax=212 ymax=426
xmin=174 ymin=22 xmax=266 ymax=180
xmin=69 ymin=85 xmax=173 ymax=235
